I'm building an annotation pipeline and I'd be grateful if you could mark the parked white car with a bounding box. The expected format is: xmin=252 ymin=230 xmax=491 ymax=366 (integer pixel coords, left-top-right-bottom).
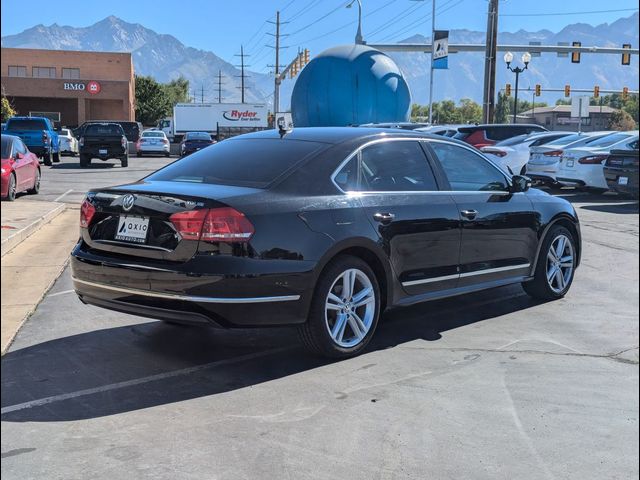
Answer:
xmin=556 ymin=131 xmax=639 ymax=191
xmin=58 ymin=128 xmax=78 ymax=156
xmin=480 ymin=132 xmax=572 ymax=175
xmin=526 ymin=131 xmax=613 ymax=185
xmin=136 ymin=130 xmax=170 ymax=157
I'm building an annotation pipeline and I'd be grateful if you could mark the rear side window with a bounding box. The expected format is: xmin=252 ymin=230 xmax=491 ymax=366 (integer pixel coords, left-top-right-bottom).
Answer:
xmin=85 ymin=124 xmax=124 ymax=136
xmin=585 ymin=133 xmax=633 ymax=148
xmin=147 ymin=138 xmax=327 ymax=188
xmin=430 ymin=142 xmax=509 ymax=192
xmin=1 ymin=136 xmax=13 ymax=158
xmin=7 ymin=119 xmax=47 ymax=131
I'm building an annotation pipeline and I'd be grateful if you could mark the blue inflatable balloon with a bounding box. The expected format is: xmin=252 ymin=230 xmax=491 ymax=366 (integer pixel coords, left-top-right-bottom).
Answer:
xmin=291 ymin=44 xmax=411 ymax=127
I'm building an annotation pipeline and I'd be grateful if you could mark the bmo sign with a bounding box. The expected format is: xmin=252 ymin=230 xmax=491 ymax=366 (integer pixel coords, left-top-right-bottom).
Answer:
xmin=63 ymin=80 xmax=101 ymax=95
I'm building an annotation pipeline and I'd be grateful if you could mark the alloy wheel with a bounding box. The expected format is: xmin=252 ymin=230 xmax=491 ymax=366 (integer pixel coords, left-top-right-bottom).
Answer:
xmin=324 ymin=268 xmax=376 ymax=348
xmin=546 ymin=234 xmax=574 ymax=294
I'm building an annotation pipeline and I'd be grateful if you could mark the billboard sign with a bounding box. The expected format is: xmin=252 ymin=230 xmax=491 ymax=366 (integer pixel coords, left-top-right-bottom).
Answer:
xmin=173 ymin=103 xmax=268 ymax=132
xmin=433 ymin=30 xmax=449 ymax=70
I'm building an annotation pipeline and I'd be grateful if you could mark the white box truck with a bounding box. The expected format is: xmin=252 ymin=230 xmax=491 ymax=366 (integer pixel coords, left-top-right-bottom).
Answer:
xmin=159 ymin=103 xmax=268 ymax=142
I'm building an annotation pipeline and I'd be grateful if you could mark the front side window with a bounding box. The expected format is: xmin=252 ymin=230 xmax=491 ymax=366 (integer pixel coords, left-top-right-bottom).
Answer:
xmin=61 ymin=68 xmax=80 ymax=79
xmin=32 ymin=66 xmax=56 ymax=78
xmin=430 ymin=142 xmax=509 ymax=192
xmin=8 ymin=65 xmax=27 ymax=77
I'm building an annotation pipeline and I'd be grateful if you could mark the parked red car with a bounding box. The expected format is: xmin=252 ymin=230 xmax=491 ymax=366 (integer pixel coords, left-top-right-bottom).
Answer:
xmin=1 ymin=134 xmax=41 ymax=201
xmin=454 ymin=124 xmax=547 ymax=148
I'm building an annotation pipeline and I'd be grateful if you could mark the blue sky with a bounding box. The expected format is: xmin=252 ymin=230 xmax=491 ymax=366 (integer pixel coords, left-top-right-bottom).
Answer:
xmin=1 ymin=0 xmax=638 ymax=74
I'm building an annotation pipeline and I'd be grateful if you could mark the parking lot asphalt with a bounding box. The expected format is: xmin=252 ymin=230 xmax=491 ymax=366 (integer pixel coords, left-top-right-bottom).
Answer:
xmin=1 ymin=160 xmax=638 ymax=479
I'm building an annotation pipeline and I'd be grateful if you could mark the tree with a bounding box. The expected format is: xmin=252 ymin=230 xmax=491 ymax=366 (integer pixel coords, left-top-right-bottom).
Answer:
xmin=458 ymin=98 xmax=482 ymax=124
xmin=134 ymin=75 xmax=171 ymax=126
xmin=164 ymin=76 xmax=190 ymax=106
xmin=494 ymin=92 xmax=510 ymax=123
xmin=608 ymin=109 xmax=636 ymax=131
xmin=1 ymin=95 xmax=15 ymax=122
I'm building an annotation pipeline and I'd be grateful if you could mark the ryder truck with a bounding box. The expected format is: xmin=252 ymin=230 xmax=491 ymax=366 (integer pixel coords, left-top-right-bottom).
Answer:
xmin=159 ymin=103 xmax=268 ymax=142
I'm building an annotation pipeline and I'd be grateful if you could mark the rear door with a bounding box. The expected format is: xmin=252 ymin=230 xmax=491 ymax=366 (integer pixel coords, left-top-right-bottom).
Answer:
xmin=334 ymin=139 xmax=461 ymax=296
xmin=427 ymin=141 xmax=538 ymax=287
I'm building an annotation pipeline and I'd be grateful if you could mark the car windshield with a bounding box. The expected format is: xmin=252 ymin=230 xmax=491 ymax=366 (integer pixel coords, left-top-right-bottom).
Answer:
xmin=1 ymin=136 xmax=12 ymax=158
xmin=7 ymin=119 xmax=47 ymax=130
xmin=61 ymin=129 xmax=70 ymax=136
xmin=186 ymin=132 xmax=212 ymax=140
xmin=142 ymin=132 xmax=164 ymax=138
xmin=585 ymin=133 xmax=634 ymax=148
xmin=147 ymin=137 xmax=328 ymax=188
xmin=85 ymin=124 xmax=123 ymax=136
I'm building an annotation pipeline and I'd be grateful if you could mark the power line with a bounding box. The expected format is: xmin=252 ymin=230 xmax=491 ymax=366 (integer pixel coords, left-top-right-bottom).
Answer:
xmin=367 ymin=1 xmax=426 ymax=37
xmin=288 ymin=0 xmax=324 ymax=22
xmin=286 ymin=1 xmax=350 ymax=37
xmin=234 ymin=45 xmax=250 ymax=104
xmin=500 ymin=7 xmax=638 ymax=17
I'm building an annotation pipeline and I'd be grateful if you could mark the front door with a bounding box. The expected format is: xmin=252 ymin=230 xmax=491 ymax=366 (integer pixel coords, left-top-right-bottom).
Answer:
xmin=427 ymin=141 xmax=538 ymax=288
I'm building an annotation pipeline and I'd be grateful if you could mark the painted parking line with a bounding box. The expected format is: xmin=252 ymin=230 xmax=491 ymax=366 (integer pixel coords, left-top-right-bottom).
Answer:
xmin=54 ymin=189 xmax=74 ymax=202
xmin=1 ymin=346 xmax=293 ymax=415
xmin=47 ymin=289 xmax=75 ymax=298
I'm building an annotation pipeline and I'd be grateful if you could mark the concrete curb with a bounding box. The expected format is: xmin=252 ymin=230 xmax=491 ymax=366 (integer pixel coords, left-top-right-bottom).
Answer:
xmin=1 ymin=203 xmax=66 ymax=257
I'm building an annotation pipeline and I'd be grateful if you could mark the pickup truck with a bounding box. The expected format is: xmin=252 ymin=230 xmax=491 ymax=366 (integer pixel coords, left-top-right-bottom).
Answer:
xmin=79 ymin=123 xmax=129 ymax=168
xmin=4 ymin=116 xmax=60 ymax=166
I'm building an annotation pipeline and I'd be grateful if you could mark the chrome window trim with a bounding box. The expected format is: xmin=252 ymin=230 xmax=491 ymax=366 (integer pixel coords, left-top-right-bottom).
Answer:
xmin=401 ymin=263 xmax=531 ymax=287
xmin=72 ymin=278 xmax=301 ymax=304
xmin=330 ymin=136 xmax=512 ymax=195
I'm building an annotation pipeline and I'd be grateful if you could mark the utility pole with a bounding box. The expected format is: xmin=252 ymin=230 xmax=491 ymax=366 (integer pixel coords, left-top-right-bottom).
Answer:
xmin=428 ymin=0 xmax=436 ymax=124
xmin=267 ymin=11 xmax=288 ymax=114
xmin=234 ymin=45 xmax=250 ymax=103
xmin=216 ymin=70 xmax=225 ymax=103
xmin=200 ymin=84 xmax=205 ymax=103
xmin=482 ymin=0 xmax=499 ymax=123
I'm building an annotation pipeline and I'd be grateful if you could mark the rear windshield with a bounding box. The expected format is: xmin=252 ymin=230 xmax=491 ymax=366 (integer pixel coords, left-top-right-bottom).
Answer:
xmin=1 ymin=136 xmax=12 ymax=158
xmin=142 ymin=131 xmax=165 ymax=138
xmin=147 ymin=138 xmax=328 ymax=188
xmin=496 ymin=134 xmax=529 ymax=146
xmin=185 ymin=132 xmax=212 ymax=140
xmin=585 ymin=133 xmax=634 ymax=148
xmin=7 ymin=119 xmax=47 ymax=131
xmin=85 ymin=124 xmax=124 ymax=136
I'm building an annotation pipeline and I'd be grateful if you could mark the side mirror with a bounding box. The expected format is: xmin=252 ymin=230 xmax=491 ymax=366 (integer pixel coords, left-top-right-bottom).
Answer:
xmin=510 ymin=174 xmax=532 ymax=193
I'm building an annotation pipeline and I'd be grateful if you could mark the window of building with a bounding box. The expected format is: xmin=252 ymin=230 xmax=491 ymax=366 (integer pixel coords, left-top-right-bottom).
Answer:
xmin=8 ymin=65 xmax=27 ymax=77
xmin=61 ymin=68 xmax=80 ymax=79
xmin=32 ymin=67 xmax=56 ymax=78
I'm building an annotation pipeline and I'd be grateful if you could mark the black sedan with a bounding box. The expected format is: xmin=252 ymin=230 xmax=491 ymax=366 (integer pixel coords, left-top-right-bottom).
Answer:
xmin=71 ymin=128 xmax=582 ymax=358
xmin=603 ymin=147 xmax=639 ymax=199
xmin=180 ymin=131 xmax=216 ymax=157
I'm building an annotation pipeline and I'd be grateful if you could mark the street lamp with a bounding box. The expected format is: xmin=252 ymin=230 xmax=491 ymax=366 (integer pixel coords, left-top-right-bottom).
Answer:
xmin=346 ymin=0 xmax=363 ymax=45
xmin=504 ymin=51 xmax=531 ymax=124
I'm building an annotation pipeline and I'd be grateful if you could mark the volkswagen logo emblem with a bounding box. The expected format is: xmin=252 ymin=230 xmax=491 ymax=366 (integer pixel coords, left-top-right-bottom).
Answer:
xmin=122 ymin=194 xmax=135 ymax=212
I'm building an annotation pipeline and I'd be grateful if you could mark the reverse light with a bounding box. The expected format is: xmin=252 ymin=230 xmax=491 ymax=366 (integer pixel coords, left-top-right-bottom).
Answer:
xmin=80 ymin=198 xmax=96 ymax=228
xmin=543 ymin=150 xmax=563 ymax=157
xmin=169 ymin=207 xmax=254 ymax=243
xmin=579 ymin=155 xmax=607 ymax=165
xmin=121 ymin=136 xmax=127 ymax=149
xmin=79 ymin=137 xmax=85 ymax=147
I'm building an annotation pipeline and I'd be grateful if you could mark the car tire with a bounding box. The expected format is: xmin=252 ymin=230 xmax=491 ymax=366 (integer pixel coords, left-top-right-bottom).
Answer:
xmin=298 ymin=255 xmax=381 ymax=359
xmin=522 ymin=225 xmax=577 ymax=300
xmin=136 ymin=152 xmax=142 ymax=157
xmin=53 ymin=150 xmax=60 ymax=163
xmin=43 ymin=151 xmax=53 ymax=166
xmin=79 ymin=155 xmax=90 ymax=168
xmin=3 ymin=173 xmax=17 ymax=201
xmin=121 ymin=156 xmax=129 ymax=168
xmin=165 ymin=152 xmax=170 ymax=157
xmin=27 ymin=169 xmax=41 ymax=195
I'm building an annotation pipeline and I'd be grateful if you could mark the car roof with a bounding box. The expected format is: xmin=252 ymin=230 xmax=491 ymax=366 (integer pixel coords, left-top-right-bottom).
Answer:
xmin=457 ymin=123 xmax=544 ymax=132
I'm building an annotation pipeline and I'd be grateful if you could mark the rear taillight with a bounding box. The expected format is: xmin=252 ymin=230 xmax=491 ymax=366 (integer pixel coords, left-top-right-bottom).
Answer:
xmin=79 ymin=137 xmax=84 ymax=147
xmin=544 ymin=150 xmax=563 ymax=157
xmin=162 ymin=139 xmax=169 ymax=145
xmin=579 ymin=155 xmax=607 ymax=165
xmin=121 ymin=136 xmax=127 ymax=148
xmin=169 ymin=207 xmax=254 ymax=243
xmin=80 ymin=199 xmax=96 ymax=228
xmin=42 ymin=131 xmax=49 ymax=144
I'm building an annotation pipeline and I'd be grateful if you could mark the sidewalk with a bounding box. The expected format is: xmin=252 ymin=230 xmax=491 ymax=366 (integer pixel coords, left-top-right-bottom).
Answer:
xmin=1 ymin=200 xmax=66 ymax=256
xmin=1 ymin=206 xmax=80 ymax=354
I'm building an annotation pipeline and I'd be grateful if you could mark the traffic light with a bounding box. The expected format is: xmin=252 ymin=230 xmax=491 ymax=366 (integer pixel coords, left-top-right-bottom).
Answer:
xmin=564 ymin=85 xmax=571 ymax=97
xmin=593 ymin=85 xmax=600 ymax=98
xmin=505 ymin=83 xmax=511 ymax=97
xmin=289 ymin=61 xmax=298 ymax=79
xmin=297 ymin=51 xmax=303 ymax=69
xmin=622 ymin=86 xmax=629 ymax=100
xmin=571 ymin=41 xmax=581 ymax=63
xmin=622 ymin=44 xmax=631 ymax=66
xmin=304 ymin=49 xmax=310 ymax=65
xmin=535 ymin=84 xmax=541 ymax=96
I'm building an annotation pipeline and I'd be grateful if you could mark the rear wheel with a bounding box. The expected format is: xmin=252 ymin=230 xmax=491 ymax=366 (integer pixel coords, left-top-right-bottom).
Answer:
xmin=121 ymin=155 xmax=129 ymax=167
xmin=298 ymin=255 xmax=380 ymax=358
xmin=523 ymin=225 xmax=576 ymax=300
xmin=27 ymin=169 xmax=41 ymax=195
xmin=43 ymin=151 xmax=52 ymax=166
xmin=136 ymin=152 xmax=142 ymax=157
xmin=3 ymin=173 xmax=17 ymax=201
xmin=52 ymin=150 xmax=60 ymax=163
xmin=79 ymin=155 xmax=91 ymax=168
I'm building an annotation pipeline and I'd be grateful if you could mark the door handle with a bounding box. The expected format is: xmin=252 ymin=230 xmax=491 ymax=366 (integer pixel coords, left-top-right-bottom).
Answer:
xmin=461 ymin=209 xmax=478 ymax=220
xmin=373 ymin=212 xmax=395 ymax=224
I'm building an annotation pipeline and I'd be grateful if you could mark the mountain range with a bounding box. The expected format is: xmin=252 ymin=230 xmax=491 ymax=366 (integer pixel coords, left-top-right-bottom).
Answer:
xmin=2 ymin=14 xmax=638 ymax=109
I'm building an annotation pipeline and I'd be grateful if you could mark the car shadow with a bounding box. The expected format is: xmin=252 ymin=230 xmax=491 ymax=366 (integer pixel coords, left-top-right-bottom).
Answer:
xmin=49 ymin=162 xmax=119 ymax=170
xmin=554 ymin=191 xmax=639 ymax=213
xmin=1 ymin=284 xmax=541 ymax=423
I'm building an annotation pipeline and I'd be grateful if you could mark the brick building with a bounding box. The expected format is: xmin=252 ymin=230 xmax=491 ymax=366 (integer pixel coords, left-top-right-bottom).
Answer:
xmin=1 ymin=47 xmax=135 ymax=127
xmin=515 ymin=105 xmax=617 ymax=132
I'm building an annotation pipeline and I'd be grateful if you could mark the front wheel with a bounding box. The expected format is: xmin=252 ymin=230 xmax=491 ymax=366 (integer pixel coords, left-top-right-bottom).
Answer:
xmin=3 ymin=173 xmax=17 ymax=201
xmin=121 ymin=155 xmax=129 ymax=167
xmin=52 ymin=150 xmax=60 ymax=163
xmin=79 ymin=155 xmax=91 ymax=168
xmin=298 ymin=255 xmax=380 ymax=358
xmin=43 ymin=151 xmax=53 ymax=166
xmin=523 ymin=225 xmax=577 ymax=300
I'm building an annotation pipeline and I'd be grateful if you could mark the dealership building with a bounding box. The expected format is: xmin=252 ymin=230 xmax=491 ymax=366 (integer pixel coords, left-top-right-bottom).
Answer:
xmin=1 ymin=47 xmax=135 ymax=127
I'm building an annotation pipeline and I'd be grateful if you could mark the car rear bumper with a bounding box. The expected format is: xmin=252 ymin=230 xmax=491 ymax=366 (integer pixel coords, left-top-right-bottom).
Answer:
xmin=604 ymin=167 xmax=639 ymax=197
xmin=70 ymin=244 xmax=316 ymax=327
xmin=137 ymin=144 xmax=170 ymax=153
xmin=81 ymin=147 xmax=127 ymax=159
